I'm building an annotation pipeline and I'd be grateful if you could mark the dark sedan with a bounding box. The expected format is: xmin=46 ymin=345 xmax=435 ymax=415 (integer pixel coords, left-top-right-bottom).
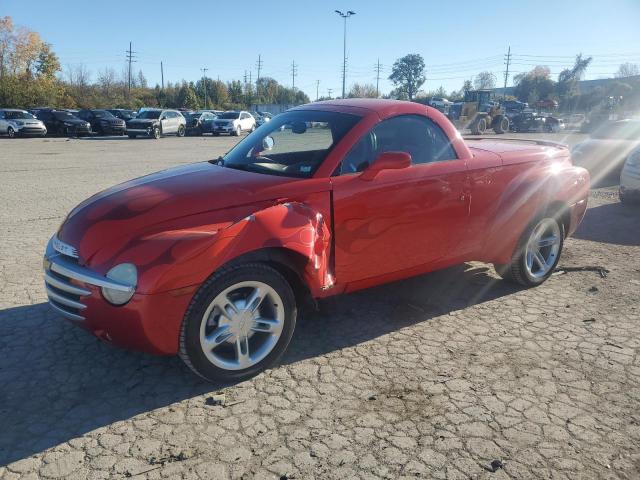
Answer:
xmin=184 ymin=111 xmax=217 ymax=135
xmin=76 ymin=109 xmax=126 ymax=135
xmin=107 ymin=109 xmax=137 ymax=122
xmin=34 ymin=109 xmax=91 ymax=137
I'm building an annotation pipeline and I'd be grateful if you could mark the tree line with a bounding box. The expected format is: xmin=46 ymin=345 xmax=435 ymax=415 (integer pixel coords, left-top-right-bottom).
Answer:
xmin=0 ymin=16 xmax=309 ymax=110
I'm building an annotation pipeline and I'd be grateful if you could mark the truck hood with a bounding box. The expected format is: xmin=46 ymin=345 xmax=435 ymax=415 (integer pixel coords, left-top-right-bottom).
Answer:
xmin=57 ymin=162 xmax=322 ymax=264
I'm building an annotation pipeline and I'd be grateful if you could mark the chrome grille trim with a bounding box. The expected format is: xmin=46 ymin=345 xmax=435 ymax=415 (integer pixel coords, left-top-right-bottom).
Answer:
xmin=48 ymin=300 xmax=85 ymax=321
xmin=45 ymin=285 xmax=87 ymax=310
xmin=43 ymin=236 xmax=136 ymax=321
xmin=44 ymin=271 xmax=91 ymax=296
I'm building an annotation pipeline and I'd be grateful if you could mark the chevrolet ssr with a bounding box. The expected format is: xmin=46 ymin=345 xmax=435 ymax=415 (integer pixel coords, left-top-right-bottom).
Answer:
xmin=43 ymin=99 xmax=590 ymax=381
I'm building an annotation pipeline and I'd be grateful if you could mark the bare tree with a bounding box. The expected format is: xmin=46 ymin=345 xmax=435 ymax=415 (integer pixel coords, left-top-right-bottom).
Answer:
xmin=98 ymin=67 xmax=117 ymax=96
xmin=616 ymin=63 xmax=640 ymax=78
xmin=474 ymin=71 xmax=496 ymax=90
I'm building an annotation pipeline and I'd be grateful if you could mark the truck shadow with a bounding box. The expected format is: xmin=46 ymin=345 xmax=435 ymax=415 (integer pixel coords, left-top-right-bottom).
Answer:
xmin=0 ymin=264 xmax=514 ymax=466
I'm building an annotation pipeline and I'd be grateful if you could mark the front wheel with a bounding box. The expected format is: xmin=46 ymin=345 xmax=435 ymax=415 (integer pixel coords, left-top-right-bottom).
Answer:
xmin=152 ymin=126 xmax=161 ymax=139
xmin=7 ymin=127 xmax=15 ymax=138
xmin=179 ymin=263 xmax=297 ymax=382
xmin=495 ymin=215 xmax=564 ymax=287
xmin=177 ymin=125 xmax=186 ymax=137
xmin=233 ymin=125 xmax=241 ymax=136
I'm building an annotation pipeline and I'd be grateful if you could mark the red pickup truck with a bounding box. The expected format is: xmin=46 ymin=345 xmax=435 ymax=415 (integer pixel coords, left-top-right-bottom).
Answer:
xmin=44 ymin=99 xmax=590 ymax=381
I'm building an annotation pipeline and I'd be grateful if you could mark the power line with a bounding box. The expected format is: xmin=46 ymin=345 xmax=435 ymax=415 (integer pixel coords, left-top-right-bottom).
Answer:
xmin=256 ymin=54 xmax=263 ymax=83
xmin=504 ymin=46 xmax=511 ymax=90
xmin=125 ymin=41 xmax=137 ymax=95
xmin=374 ymin=58 xmax=383 ymax=97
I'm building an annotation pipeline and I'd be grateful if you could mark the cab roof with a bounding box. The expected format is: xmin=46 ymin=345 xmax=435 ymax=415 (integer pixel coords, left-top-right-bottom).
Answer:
xmin=292 ymin=98 xmax=432 ymax=119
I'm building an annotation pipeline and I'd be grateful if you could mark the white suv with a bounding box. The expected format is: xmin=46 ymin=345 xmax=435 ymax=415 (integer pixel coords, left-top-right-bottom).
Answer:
xmin=212 ymin=111 xmax=256 ymax=136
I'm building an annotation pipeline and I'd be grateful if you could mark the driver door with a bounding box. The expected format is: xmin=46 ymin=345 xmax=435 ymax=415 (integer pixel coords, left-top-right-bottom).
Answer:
xmin=331 ymin=114 xmax=469 ymax=285
xmin=160 ymin=112 xmax=173 ymax=133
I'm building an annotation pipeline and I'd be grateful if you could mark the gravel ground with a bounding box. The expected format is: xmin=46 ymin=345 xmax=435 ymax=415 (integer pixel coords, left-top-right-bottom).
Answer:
xmin=0 ymin=133 xmax=639 ymax=479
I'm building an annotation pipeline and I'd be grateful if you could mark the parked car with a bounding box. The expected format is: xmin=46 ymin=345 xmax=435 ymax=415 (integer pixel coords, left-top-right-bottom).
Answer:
xmin=34 ymin=109 xmax=91 ymax=137
xmin=44 ymin=99 xmax=590 ymax=382
xmin=212 ymin=111 xmax=256 ymax=136
xmin=509 ymin=112 xmax=547 ymax=132
xmin=76 ymin=109 xmax=126 ymax=135
xmin=126 ymin=109 xmax=186 ymax=139
xmin=0 ymin=109 xmax=47 ymax=137
xmin=571 ymin=119 xmax=640 ymax=183
xmin=107 ymin=109 xmax=137 ymax=121
xmin=184 ymin=111 xmax=217 ymax=135
xmin=620 ymin=147 xmax=640 ymax=203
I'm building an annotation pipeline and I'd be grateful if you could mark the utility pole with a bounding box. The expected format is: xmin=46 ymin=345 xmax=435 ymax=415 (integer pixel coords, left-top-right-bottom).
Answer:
xmin=256 ymin=54 xmax=263 ymax=84
xmin=291 ymin=60 xmax=298 ymax=90
xmin=316 ymin=80 xmax=320 ymax=101
xmin=160 ymin=61 xmax=164 ymax=90
xmin=374 ymin=58 xmax=382 ymax=97
xmin=125 ymin=41 xmax=137 ymax=96
xmin=327 ymin=88 xmax=333 ymax=98
xmin=201 ymin=67 xmax=208 ymax=109
xmin=335 ymin=10 xmax=355 ymax=98
xmin=503 ymin=46 xmax=512 ymax=94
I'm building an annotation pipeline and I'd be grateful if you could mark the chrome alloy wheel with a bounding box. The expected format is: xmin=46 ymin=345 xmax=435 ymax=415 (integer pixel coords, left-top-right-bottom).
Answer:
xmin=525 ymin=218 xmax=561 ymax=279
xmin=199 ymin=281 xmax=284 ymax=371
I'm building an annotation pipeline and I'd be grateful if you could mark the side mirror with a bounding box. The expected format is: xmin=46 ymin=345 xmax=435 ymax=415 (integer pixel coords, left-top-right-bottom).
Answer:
xmin=262 ymin=136 xmax=274 ymax=151
xmin=360 ymin=151 xmax=411 ymax=181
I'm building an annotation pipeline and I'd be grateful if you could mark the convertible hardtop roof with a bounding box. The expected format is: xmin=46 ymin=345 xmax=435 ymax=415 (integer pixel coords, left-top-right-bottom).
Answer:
xmin=292 ymin=98 xmax=432 ymax=119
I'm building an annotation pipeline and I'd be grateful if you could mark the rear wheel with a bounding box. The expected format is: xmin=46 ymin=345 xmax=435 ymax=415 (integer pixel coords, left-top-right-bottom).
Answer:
xmin=495 ymin=215 xmax=564 ymax=287
xmin=179 ymin=263 xmax=297 ymax=382
xmin=177 ymin=125 xmax=186 ymax=137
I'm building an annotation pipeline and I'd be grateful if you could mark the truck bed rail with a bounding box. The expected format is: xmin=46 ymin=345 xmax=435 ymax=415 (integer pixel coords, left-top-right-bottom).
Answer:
xmin=463 ymin=137 xmax=569 ymax=149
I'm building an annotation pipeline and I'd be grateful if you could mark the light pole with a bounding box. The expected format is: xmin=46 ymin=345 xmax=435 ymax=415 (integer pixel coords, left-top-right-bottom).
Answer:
xmin=335 ymin=10 xmax=355 ymax=99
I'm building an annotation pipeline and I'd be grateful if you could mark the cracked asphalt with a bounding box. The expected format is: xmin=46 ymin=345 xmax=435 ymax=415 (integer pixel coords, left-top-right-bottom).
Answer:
xmin=1 ymin=133 xmax=639 ymax=479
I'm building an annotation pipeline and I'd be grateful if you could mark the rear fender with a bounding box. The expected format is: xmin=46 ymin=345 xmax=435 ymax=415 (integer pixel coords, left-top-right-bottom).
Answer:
xmin=481 ymin=164 xmax=588 ymax=264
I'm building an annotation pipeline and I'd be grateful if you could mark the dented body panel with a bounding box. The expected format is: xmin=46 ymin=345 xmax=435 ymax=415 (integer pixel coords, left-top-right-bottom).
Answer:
xmin=46 ymin=99 xmax=589 ymax=355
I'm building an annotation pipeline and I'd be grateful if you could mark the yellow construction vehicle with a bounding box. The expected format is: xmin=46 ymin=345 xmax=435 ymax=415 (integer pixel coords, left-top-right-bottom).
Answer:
xmin=448 ymin=89 xmax=509 ymax=134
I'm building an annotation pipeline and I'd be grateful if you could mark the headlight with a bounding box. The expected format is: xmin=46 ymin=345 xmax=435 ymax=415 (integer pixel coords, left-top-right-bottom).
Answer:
xmin=15 ymin=121 xmax=24 ymax=126
xmin=101 ymin=263 xmax=137 ymax=305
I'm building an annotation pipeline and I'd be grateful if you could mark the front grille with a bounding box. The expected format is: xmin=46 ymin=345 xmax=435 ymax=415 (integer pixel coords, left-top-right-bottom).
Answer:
xmin=20 ymin=127 xmax=44 ymax=134
xmin=44 ymin=265 xmax=90 ymax=321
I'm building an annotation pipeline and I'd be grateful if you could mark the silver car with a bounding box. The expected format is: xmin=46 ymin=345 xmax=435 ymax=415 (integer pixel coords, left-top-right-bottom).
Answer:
xmin=0 ymin=109 xmax=47 ymax=137
xmin=620 ymin=147 xmax=640 ymax=204
xmin=126 ymin=109 xmax=187 ymax=139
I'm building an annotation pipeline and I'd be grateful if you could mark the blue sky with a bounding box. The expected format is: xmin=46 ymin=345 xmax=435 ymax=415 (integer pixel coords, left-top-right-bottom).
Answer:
xmin=4 ymin=0 xmax=640 ymax=99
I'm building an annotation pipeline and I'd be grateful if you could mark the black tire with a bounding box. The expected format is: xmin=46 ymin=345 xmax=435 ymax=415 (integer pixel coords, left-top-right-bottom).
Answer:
xmin=493 ymin=115 xmax=509 ymax=134
xmin=152 ymin=126 xmax=161 ymax=139
xmin=233 ymin=125 xmax=241 ymax=137
xmin=128 ymin=134 xmax=137 ymax=139
xmin=494 ymin=213 xmax=564 ymax=287
xmin=7 ymin=127 xmax=15 ymax=138
xmin=177 ymin=125 xmax=186 ymax=137
xmin=179 ymin=263 xmax=297 ymax=382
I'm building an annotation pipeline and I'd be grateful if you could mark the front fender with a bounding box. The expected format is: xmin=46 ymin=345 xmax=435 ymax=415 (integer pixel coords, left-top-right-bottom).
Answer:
xmin=129 ymin=202 xmax=331 ymax=295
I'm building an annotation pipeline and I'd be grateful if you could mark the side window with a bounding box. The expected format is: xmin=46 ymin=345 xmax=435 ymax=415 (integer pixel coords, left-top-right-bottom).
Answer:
xmin=338 ymin=115 xmax=457 ymax=175
xmin=0 ymin=111 xmax=5 ymax=119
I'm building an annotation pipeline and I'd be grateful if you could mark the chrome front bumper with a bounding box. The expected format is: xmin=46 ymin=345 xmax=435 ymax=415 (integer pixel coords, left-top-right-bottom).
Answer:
xmin=43 ymin=237 xmax=134 ymax=321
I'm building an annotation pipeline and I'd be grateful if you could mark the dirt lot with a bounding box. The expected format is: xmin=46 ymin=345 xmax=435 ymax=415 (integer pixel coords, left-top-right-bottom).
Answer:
xmin=0 ymin=132 xmax=639 ymax=479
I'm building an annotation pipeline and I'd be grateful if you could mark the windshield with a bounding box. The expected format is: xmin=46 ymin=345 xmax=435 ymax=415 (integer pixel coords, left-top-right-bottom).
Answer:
xmin=591 ymin=121 xmax=640 ymax=141
xmin=221 ymin=110 xmax=361 ymax=178
xmin=5 ymin=111 xmax=35 ymax=119
xmin=136 ymin=110 xmax=162 ymax=119
xmin=92 ymin=110 xmax=115 ymax=119
xmin=53 ymin=111 xmax=75 ymax=120
xmin=219 ymin=112 xmax=240 ymax=119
